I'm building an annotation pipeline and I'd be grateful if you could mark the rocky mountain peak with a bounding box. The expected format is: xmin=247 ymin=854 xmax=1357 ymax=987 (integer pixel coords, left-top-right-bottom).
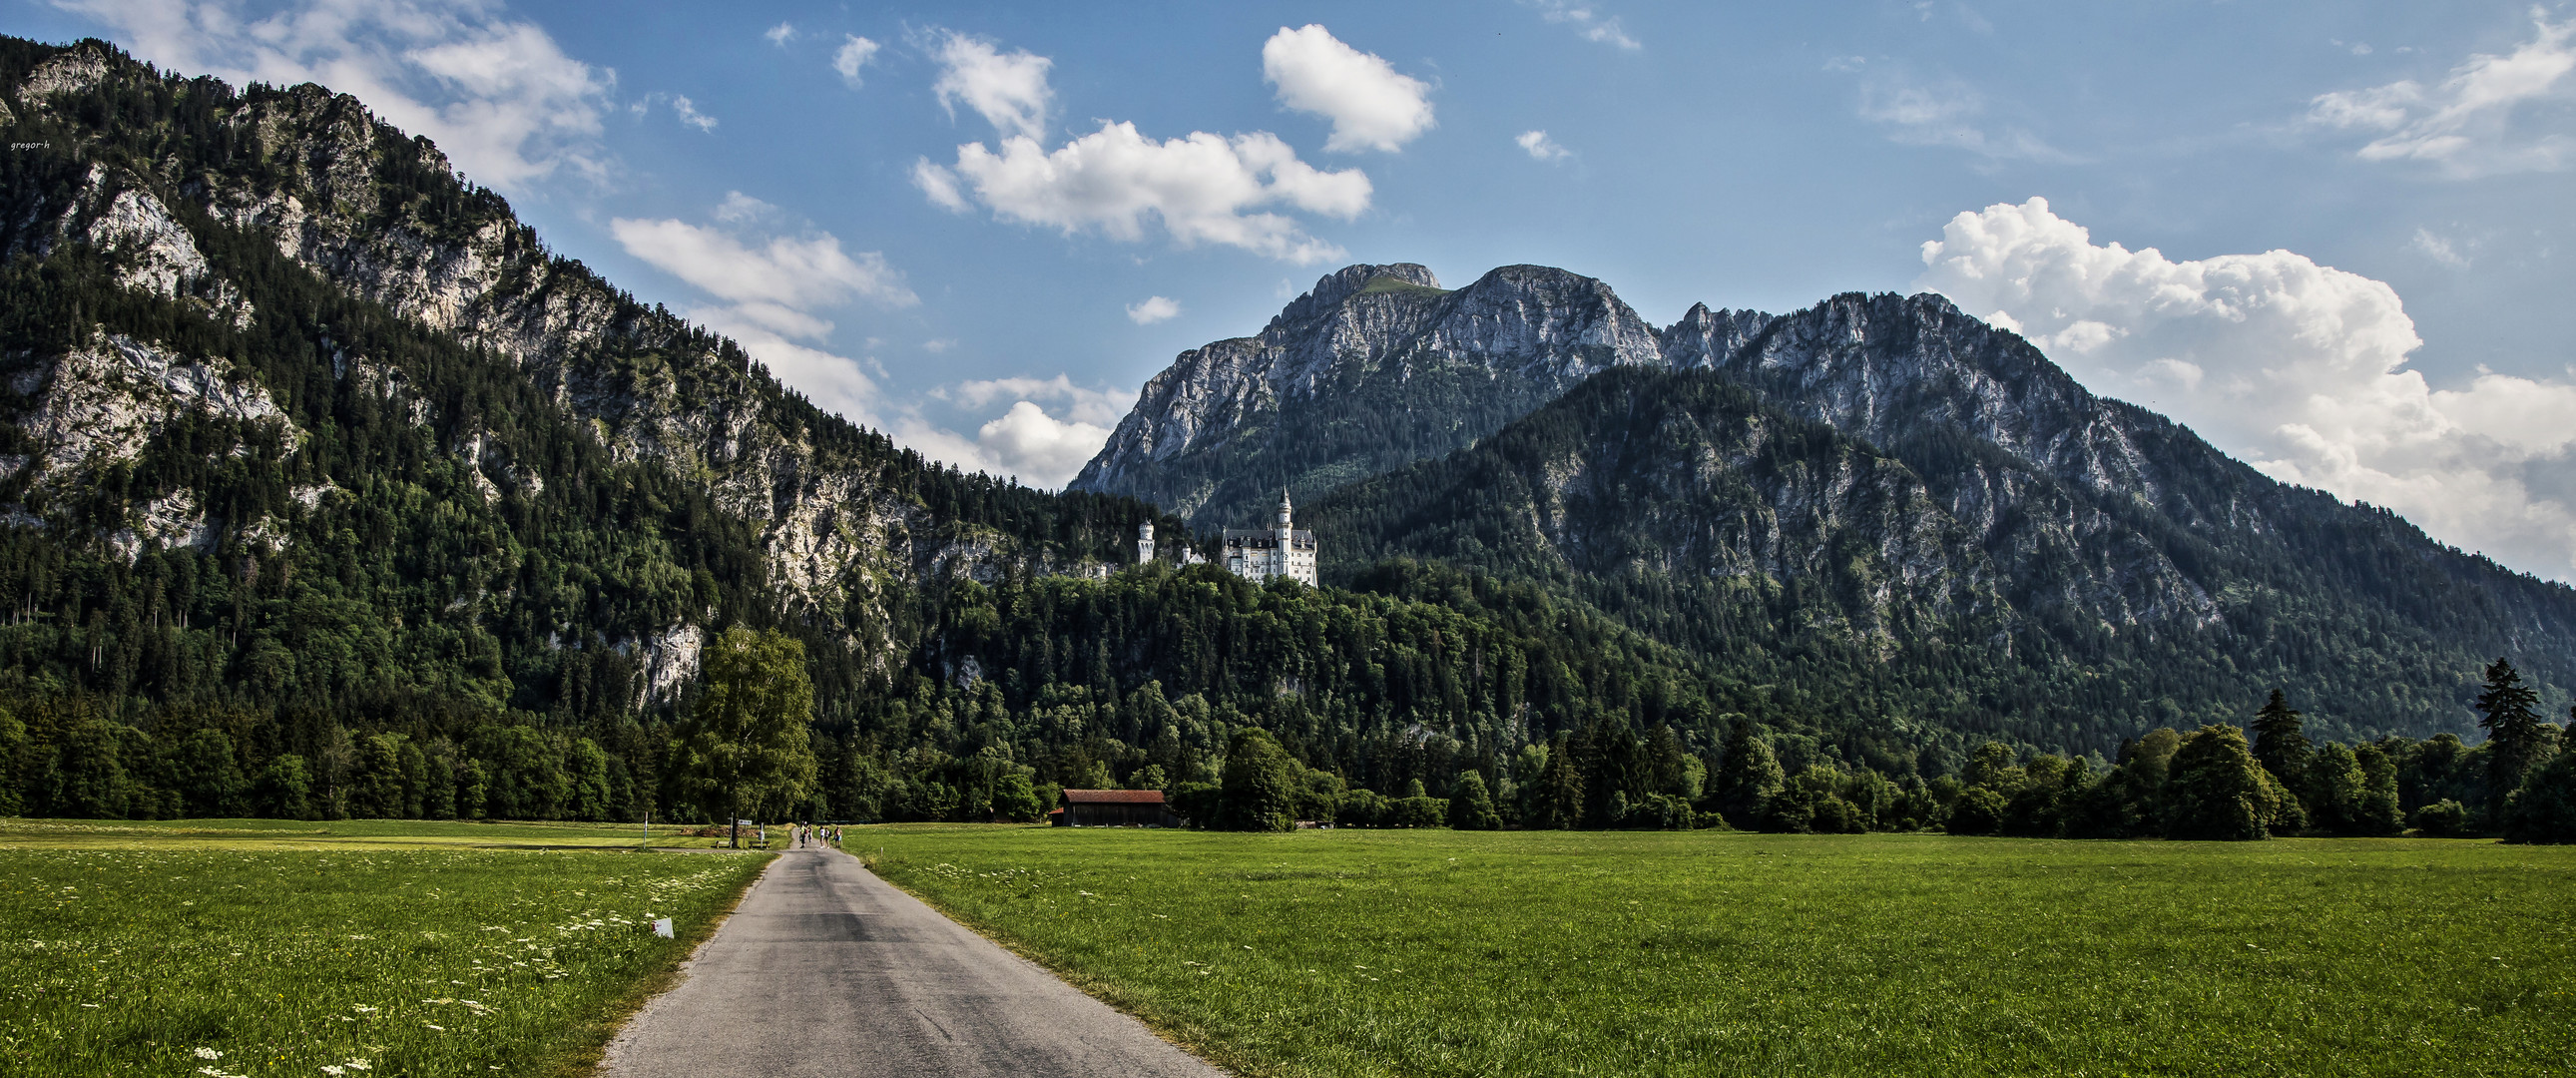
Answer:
xmin=1269 ymin=262 xmax=1444 ymax=328
xmin=1071 ymin=259 xmax=1667 ymax=525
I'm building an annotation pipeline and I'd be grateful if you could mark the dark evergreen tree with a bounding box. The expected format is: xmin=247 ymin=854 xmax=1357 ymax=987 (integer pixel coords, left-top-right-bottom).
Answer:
xmin=2249 ymin=689 xmax=2311 ymax=789
xmin=2475 ymin=658 xmax=2549 ymax=824
xmin=1528 ymin=733 xmax=1585 ymax=830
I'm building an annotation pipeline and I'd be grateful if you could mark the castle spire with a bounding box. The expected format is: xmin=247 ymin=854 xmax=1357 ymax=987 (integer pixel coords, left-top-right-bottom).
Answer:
xmin=1278 ymin=487 xmax=1293 ymax=530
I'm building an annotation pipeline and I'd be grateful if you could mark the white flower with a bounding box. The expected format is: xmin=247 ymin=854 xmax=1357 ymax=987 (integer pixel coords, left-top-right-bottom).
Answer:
xmin=321 ymin=1068 xmax=344 ymax=1077
xmin=194 ymin=1048 xmax=223 ymax=1060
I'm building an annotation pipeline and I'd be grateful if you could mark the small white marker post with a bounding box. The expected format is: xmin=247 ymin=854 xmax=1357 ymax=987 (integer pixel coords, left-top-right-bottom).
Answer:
xmin=652 ymin=918 xmax=674 ymax=938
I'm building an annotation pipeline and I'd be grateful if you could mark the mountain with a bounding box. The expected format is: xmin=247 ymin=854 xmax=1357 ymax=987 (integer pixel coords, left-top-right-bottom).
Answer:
xmin=0 ymin=38 xmax=1758 ymax=824
xmin=1070 ymin=262 xmax=1662 ymax=530
xmin=0 ymin=38 xmax=1183 ymax=732
xmin=1094 ymin=274 xmax=2576 ymax=746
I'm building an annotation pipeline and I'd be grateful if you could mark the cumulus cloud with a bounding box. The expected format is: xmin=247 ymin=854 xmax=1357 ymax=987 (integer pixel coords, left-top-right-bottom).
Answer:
xmin=1916 ymin=197 xmax=2576 ymax=581
xmin=54 ymin=0 xmax=614 ymax=193
xmin=916 ymin=121 xmax=1370 ymax=264
xmin=942 ymin=374 xmax=1135 ymax=426
xmin=832 ymin=35 xmax=879 ymax=89
xmin=1516 ymin=130 xmax=1571 ymax=161
xmin=2309 ymin=10 xmax=2576 ymax=177
xmin=930 ymin=30 xmax=1052 ymax=141
xmin=1526 ymin=1 xmax=1641 ymax=50
xmin=1126 ymin=295 xmax=1181 ymax=324
xmin=913 ymin=31 xmax=1370 ymax=264
xmin=765 ymin=22 xmax=795 ymax=47
xmin=1262 ymin=25 xmax=1434 ymax=153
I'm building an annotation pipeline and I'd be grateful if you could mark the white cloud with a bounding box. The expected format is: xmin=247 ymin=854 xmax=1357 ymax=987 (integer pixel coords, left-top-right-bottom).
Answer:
xmin=832 ymin=35 xmax=879 ymax=89
xmin=972 ymin=402 xmax=1113 ymax=486
xmin=2309 ymin=10 xmax=2576 ymax=177
xmin=633 ymin=92 xmax=716 ymax=133
xmin=55 ymin=0 xmax=615 ymax=193
xmin=930 ymin=30 xmax=1052 ymax=141
xmin=1126 ymin=295 xmax=1182 ymax=324
xmin=901 ymin=375 xmax=1136 ymax=485
xmin=1516 ymin=130 xmax=1571 ymax=162
xmin=713 ymin=190 xmax=776 ymax=225
xmin=915 ymin=121 xmax=1370 ymax=264
xmin=765 ymin=22 xmax=795 ymax=47
xmin=942 ymin=374 xmax=1135 ymax=426
xmin=612 ymin=215 xmax=915 ymax=330
xmin=2411 ymin=227 xmax=2472 ymax=269
xmin=1916 ymin=196 xmax=2576 ymax=582
xmin=889 ymin=398 xmax=1117 ymax=488
xmin=1858 ymin=76 xmax=2077 ymax=164
xmin=1262 ymin=25 xmax=1434 ymax=154
xmin=1526 ymin=1 xmax=1641 ymax=50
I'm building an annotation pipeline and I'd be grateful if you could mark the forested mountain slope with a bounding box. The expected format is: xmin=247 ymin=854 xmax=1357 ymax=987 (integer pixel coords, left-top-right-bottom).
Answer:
xmin=1306 ymin=366 xmax=2575 ymax=750
xmin=0 ymin=38 xmax=1190 ymax=724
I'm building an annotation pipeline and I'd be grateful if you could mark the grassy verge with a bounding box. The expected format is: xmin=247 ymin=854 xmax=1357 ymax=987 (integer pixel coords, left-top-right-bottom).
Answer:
xmin=863 ymin=825 xmax=2576 ymax=1077
xmin=0 ymin=818 xmax=772 ymax=1077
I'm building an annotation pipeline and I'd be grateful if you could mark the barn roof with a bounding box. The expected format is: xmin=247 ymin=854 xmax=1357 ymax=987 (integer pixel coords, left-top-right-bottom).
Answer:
xmin=1061 ymin=789 xmax=1168 ymax=805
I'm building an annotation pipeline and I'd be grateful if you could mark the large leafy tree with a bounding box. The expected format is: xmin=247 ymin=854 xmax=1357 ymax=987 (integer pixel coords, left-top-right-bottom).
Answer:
xmin=1446 ymin=770 xmax=1504 ymax=830
xmin=1708 ymin=722 xmax=1783 ymax=829
xmin=2474 ymin=658 xmax=2550 ymax=824
xmin=676 ymin=628 xmax=819 ymax=848
xmin=1215 ymin=728 xmax=1297 ymax=832
xmin=2165 ymin=725 xmax=2287 ymax=840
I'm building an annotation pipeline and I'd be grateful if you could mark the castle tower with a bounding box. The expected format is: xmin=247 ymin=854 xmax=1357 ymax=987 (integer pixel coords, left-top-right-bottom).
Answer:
xmin=1276 ymin=490 xmax=1293 ymax=576
xmin=1137 ymin=520 xmax=1155 ymax=564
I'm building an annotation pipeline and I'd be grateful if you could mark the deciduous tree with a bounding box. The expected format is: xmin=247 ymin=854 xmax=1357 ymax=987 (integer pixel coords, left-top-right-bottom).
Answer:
xmin=675 ymin=628 xmax=819 ymax=848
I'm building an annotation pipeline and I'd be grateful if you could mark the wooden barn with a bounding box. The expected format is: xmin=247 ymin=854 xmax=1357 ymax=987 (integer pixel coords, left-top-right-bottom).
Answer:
xmin=1056 ymin=789 xmax=1179 ymax=827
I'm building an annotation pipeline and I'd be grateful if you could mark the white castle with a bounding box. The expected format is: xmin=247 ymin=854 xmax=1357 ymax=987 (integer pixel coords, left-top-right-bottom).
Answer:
xmin=1136 ymin=490 xmax=1314 ymax=585
xmin=1223 ymin=489 xmax=1316 ymax=585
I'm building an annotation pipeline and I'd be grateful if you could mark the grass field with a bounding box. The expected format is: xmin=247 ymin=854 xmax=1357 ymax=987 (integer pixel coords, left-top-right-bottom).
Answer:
xmin=864 ymin=826 xmax=2576 ymax=1077
xmin=0 ymin=818 xmax=773 ymax=1077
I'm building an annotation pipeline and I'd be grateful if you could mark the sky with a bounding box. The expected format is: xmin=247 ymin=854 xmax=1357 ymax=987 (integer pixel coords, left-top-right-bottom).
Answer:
xmin=11 ymin=1 xmax=2576 ymax=581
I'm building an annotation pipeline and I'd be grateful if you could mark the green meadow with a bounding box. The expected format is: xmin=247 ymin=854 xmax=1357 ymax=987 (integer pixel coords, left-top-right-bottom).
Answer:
xmin=865 ymin=826 xmax=2576 ymax=1078
xmin=0 ymin=818 xmax=771 ymax=1077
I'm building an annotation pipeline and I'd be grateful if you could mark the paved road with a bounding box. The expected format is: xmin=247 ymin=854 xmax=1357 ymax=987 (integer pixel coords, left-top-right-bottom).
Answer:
xmin=601 ymin=844 xmax=1223 ymax=1078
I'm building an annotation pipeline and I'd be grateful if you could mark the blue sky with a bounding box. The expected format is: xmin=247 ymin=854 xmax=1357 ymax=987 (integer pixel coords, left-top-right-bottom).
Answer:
xmin=16 ymin=1 xmax=2576 ymax=579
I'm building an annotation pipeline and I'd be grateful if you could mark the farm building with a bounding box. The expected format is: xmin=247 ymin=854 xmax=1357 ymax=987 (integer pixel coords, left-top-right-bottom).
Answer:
xmin=1057 ymin=789 xmax=1180 ymax=827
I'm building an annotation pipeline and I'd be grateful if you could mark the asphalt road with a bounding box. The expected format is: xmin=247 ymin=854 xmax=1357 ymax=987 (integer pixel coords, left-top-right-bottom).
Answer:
xmin=601 ymin=843 xmax=1224 ymax=1078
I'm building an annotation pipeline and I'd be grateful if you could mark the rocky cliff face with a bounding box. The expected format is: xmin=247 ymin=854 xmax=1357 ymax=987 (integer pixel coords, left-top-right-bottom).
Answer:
xmin=1071 ymin=262 xmax=1663 ymax=528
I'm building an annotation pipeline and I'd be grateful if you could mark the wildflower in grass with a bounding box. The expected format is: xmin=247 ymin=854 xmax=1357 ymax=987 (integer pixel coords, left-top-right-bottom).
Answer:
xmin=195 ymin=1048 xmax=224 ymax=1060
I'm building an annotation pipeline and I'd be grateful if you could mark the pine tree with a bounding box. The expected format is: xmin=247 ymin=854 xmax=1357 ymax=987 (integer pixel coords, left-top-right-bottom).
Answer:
xmin=1529 ymin=733 xmax=1586 ymax=830
xmin=2249 ymin=689 xmax=2311 ymax=788
xmin=2475 ymin=658 xmax=2548 ymax=825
